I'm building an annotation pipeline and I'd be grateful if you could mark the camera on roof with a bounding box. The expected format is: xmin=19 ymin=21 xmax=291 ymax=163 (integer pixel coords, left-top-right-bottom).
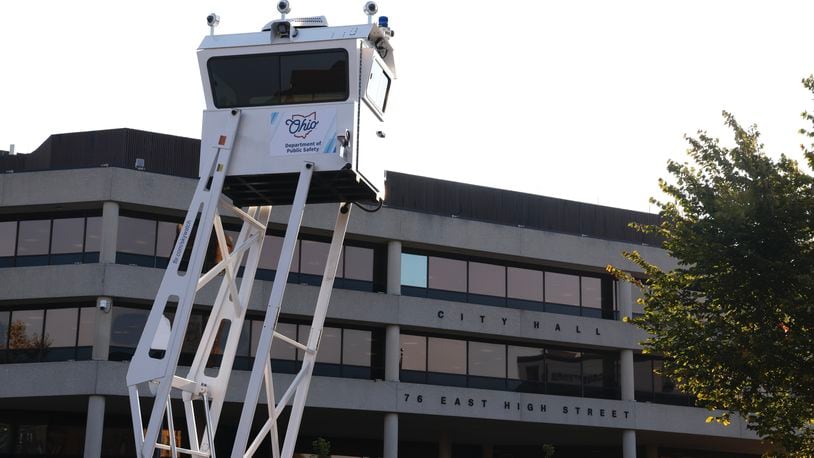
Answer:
xmin=363 ymin=1 xmax=378 ymax=16
xmin=206 ymin=13 xmax=220 ymax=27
xmin=277 ymin=0 xmax=291 ymax=14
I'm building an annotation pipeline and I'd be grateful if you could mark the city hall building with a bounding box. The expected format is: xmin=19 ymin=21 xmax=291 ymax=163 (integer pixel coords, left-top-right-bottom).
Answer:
xmin=0 ymin=129 xmax=763 ymax=457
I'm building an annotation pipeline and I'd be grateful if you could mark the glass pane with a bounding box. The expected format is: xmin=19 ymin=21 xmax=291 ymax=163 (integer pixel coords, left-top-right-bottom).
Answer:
xmin=366 ymin=59 xmax=391 ymax=112
xmin=581 ymin=352 xmax=606 ymax=387
xmin=507 ymin=345 xmax=544 ymax=380
xmin=209 ymin=53 xmax=282 ymax=108
xmin=343 ymin=246 xmax=373 ymax=281
xmin=0 ymin=311 xmax=9 ymax=349
xmin=428 ymin=257 xmax=466 ymax=292
xmin=546 ymin=349 xmax=581 ymax=386
xmin=236 ymin=321 xmax=250 ymax=357
xmin=545 ymin=272 xmax=580 ymax=306
xmin=279 ymin=50 xmax=348 ymax=103
xmin=9 ymin=309 xmax=44 ymax=349
xmin=653 ymin=360 xmax=677 ymax=394
xmin=44 ymin=308 xmax=78 ymax=347
xmin=208 ymin=50 xmax=348 ymax=108
xmin=17 ymin=220 xmax=50 ymax=255
xmin=117 ymin=217 xmax=156 ymax=256
xmin=156 ymin=222 xmax=178 ymax=258
xmin=399 ymin=334 xmax=426 ymax=371
xmin=268 ymin=322 xmax=297 ymax=360
xmin=581 ymin=277 xmax=602 ymax=309
xmin=259 ymin=236 xmax=299 ymax=272
xmin=468 ymin=341 xmax=506 ymax=378
xmin=342 ymin=329 xmax=372 ymax=367
xmin=300 ymin=240 xmax=329 ymax=276
xmin=84 ymin=217 xmax=102 ymax=252
xmin=634 ymin=356 xmax=653 ymax=393
xmin=182 ymin=315 xmax=203 ymax=354
xmin=507 ymin=267 xmax=543 ymax=302
xmin=315 ymin=326 xmax=341 ymax=364
xmin=401 ymin=253 xmax=427 ymax=288
xmin=77 ymin=307 xmax=96 ymax=346
xmin=110 ymin=307 xmax=149 ymax=348
xmin=427 ymin=337 xmax=466 ymax=374
xmin=50 ymin=218 xmax=85 ymax=254
xmin=468 ymin=262 xmax=505 ymax=297
xmin=0 ymin=221 xmax=17 ymax=256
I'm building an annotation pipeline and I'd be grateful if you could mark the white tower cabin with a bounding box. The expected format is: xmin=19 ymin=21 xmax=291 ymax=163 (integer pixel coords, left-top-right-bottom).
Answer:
xmin=125 ymin=4 xmax=396 ymax=457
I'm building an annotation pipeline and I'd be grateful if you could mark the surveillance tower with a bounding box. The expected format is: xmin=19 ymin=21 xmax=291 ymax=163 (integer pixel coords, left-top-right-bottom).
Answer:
xmin=125 ymin=3 xmax=396 ymax=457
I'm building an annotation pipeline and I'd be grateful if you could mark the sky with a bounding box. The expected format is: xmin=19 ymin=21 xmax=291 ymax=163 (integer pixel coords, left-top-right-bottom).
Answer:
xmin=2 ymin=1 xmax=814 ymax=212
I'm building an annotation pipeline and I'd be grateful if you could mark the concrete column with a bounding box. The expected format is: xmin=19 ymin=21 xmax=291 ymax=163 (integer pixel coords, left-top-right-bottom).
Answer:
xmin=385 ymin=325 xmax=401 ymax=382
xmin=387 ymin=240 xmax=402 ymax=295
xmin=438 ymin=432 xmax=451 ymax=458
xmin=93 ymin=297 xmax=113 ymax=361
xmin=482 ymin=444 xmax=494 ymax=458
xmin=83 ymin=395 xmax=105 ymax=458
xmin=645 ymin=444 xmax=659 ymax=458
xmin=100 ymin=201 xmax=119 ymax=263
xmin=383 ymin=412 xmax=398 ymax=458
xmin=622 ymin=429 xmax=636 ymax=458
xmin=618 ymin=280 xmax=633 ymax=321
xmin=620 ymin=281 xmax=636 ymax=458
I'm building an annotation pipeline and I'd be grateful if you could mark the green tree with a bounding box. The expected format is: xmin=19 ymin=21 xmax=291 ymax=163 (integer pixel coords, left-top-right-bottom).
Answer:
xmin=611 ymin=76 xmax=814 ymax=457
xmin=311 ymin=437 xmax=331 ymax=458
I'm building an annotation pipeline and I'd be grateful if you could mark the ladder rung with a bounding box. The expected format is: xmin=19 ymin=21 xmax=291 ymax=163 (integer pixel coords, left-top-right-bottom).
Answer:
xmin=273 ymin=331 xmax=313 ymax=353
xmin=154 ymin=442 xmax=210 ymax=457
xmin=171 ymin=375 xmax=199 ymax=393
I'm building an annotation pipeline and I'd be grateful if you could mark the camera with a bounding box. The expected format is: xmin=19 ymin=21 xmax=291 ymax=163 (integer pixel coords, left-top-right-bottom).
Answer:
xmin=98 ymin=298 xmax=112 ymax=313
xmin=277 ymin=0 xmax=291 ymax=14
xmin=206 ymin=13 xmax=220 ymax=27
xmin=363 ymin=1 xmax=378 ymax=16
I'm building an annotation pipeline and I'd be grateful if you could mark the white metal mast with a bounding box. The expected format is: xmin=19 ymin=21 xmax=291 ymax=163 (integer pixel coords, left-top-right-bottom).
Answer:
xmin=125 ymin=2 xmax=396 ymax=457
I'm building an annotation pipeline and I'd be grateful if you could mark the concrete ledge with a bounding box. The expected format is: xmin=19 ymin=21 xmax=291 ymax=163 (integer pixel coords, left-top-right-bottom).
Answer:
xmin=0 ymin=264 xmax=643 ymax=349
xmin=0 ymin=168 xmax=673 ymax=273
xmin=0 ymin=360 xmax=757 ymax=442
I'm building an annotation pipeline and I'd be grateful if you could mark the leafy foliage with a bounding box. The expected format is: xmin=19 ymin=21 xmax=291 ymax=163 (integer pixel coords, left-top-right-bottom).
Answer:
xmin=611 ymin=77 xmax=814 ymax=456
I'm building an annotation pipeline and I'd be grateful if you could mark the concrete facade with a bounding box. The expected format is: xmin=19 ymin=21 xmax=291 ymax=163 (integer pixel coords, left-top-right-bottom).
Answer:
xmin=0 ymin=164 xmax=761 ymax=458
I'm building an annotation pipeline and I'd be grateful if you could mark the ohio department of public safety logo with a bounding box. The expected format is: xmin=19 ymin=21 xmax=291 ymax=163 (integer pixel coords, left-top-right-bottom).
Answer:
xmin=285 ymin=112 xmax=319 ymax=139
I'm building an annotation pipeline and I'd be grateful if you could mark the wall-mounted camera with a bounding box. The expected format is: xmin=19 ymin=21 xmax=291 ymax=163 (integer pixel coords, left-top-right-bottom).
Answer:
xmin=98 ymin=297 xmax=112 ymax=313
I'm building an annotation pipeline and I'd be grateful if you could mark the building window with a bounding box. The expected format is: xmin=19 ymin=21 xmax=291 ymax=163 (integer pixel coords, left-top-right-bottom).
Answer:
xmin=400 ymin=333 xmax=621 ymax=401
xmin=117 ymin=216 xmax=158 ymax=267
xmin=16 ymin=220 xmax=51 ymax=266
xmin=109 ymin=307 xmax=149 ymax=361
xmin=507 ymin=267 xmax=544 ymax=308
xmin=468 ymin=262 xmax=506 ymax=306
xmin=544 ymin=272 xmax=581 ymax=310
xmin=507 ymin=345 xmax=545 ymax=392
xmin=401 ymin=250 xmax=616 ymax=319
xmin=0 ymin=305 xmax=95 ymax=364
xmin=0 ymin=215 xmax=102 ymax=267
xmin=401 ymin=253 xmax=427 ymax=289
xmin=468 ymin=341 xmax=506 ymax=389
xmin=84 ymin=217 xmax=102 ymax=263
xmin=427 ymin=337 xmax=467 ymax=386
xmin=428 ymin=257 xmax=467 ymax=300
xmin=0 ymin=222 xmax=16 ymax=267
xmin=633 ymin=354 xmax=692 ymax=406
